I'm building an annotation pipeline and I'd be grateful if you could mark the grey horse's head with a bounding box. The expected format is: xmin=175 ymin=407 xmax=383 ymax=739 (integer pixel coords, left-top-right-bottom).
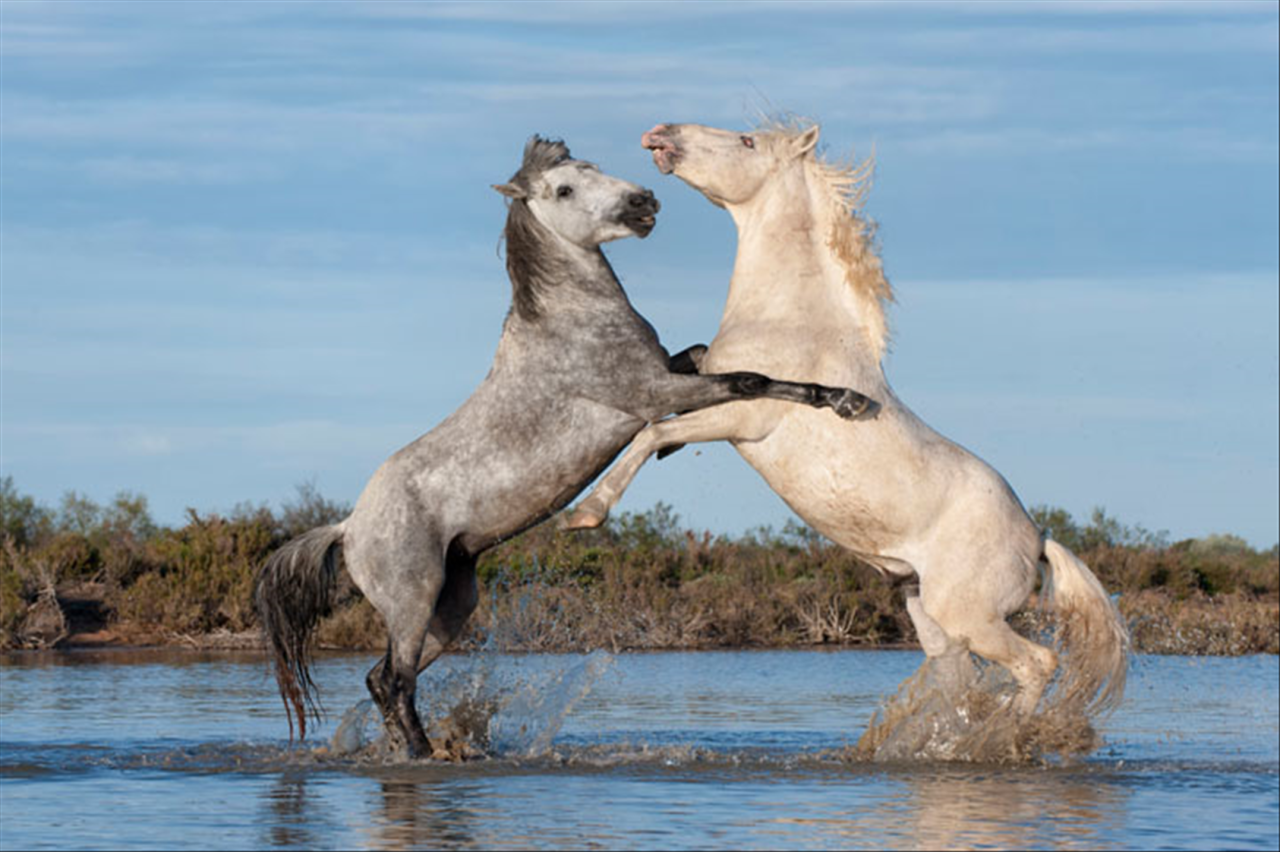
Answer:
xmin=495 ymin=136 xmax=659 ymax=320
xmin=502 ymin=136 xmax=574 ymax=194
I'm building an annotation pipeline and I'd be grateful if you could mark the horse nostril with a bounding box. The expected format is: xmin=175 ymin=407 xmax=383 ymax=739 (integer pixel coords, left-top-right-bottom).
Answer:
xmin=641 ymin=124 xmax=669 ymax=148
xmin=629 ymin=192 xmax=652 ymax=208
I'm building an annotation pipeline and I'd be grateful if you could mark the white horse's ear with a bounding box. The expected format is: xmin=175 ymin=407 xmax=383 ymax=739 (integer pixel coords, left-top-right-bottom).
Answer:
xmin=793 ymin=125 xmax=821 ymax=157
xmin=492 ymin=182 xmax=527 ymax=200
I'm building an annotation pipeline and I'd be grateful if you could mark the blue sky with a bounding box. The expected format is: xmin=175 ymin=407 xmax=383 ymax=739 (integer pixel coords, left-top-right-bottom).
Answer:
xmin=2 ymin=1 xmax=1277 ymax=547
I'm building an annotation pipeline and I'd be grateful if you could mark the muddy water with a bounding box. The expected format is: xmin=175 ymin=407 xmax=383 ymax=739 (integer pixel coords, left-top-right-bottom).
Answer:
xmin=1 ymin=649 xmax=1276 ymax=850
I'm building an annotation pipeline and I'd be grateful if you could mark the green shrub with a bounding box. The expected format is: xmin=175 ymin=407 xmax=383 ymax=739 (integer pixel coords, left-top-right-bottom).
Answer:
xmin=0 ymin=479 xmax=1275 ymax=655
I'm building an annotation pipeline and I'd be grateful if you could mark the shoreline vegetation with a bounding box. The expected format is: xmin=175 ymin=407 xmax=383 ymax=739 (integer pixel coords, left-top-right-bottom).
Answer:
xmin=2 ymin=478 xmax=1276 ymax=657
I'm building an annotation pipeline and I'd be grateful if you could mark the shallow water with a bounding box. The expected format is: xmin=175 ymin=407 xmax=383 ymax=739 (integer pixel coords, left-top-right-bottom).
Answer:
xmin=1 ymin=649 xmax=1276 ymax=850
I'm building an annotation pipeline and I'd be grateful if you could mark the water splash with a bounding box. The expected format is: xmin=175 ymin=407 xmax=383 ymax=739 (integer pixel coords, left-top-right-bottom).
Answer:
xmin=488 ymin=650 xmax=613 ymax=757
xmin=327 ymin=651 xmax=614 ymax=761
xmin=329 ymin=700 xmax=381 ymax=757
xmin=853 ymin=649 xmax=1099 ymax=764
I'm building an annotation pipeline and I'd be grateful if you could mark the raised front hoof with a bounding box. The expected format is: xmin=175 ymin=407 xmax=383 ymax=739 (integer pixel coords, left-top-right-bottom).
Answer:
xmin=562 ymin=502 xmax=607 ymax=531
xmin=826 ymin=388 xmax=879 ymax=421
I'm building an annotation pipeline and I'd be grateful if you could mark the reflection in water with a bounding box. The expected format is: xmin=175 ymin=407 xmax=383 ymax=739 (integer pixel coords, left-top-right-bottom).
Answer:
xmin=366 ymin=777 xmax=479 ymax=852
xmin=257 ymin=769 xmax=484 ymax=852
xmin=758 ymin=767 xmax=1126 ymax=850
xmin=263 ymin=772 xmax=324 ymax=850
xmin=900 ymin=768 xmax=1123 ymax=851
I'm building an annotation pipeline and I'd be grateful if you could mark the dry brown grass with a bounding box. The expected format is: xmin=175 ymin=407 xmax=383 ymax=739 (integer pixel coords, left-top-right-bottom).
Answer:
xmin=2 ymin=480 xmax=1275 ymax=657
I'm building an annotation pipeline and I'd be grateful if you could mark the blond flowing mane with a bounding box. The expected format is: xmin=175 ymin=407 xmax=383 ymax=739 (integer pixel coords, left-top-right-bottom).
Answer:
xmin=756 ymin=118 xmax=895 ymax=360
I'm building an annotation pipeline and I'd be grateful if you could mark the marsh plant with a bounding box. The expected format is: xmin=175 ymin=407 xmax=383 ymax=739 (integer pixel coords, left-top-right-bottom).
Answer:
xmin=1 ymin=477 xmax=1275 ymax=655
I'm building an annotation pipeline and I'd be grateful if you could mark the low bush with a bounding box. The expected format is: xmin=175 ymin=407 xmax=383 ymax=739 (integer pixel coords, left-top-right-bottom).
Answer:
xmin=0 ymin=478 xmax=1274 ymax=655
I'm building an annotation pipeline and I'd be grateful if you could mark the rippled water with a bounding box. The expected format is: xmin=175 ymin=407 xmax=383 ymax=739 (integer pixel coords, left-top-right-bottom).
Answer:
xmin=1 ymin=649 xmax=1276 ymax=850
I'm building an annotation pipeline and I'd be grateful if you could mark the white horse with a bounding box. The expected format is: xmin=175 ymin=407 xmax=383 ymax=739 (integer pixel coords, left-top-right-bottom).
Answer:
xmin=568 ymin=120 xmax=1128 ymax=720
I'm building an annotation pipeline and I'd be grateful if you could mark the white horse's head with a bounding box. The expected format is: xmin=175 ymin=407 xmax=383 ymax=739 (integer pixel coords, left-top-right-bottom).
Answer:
xmin=494 ymin=136 xmax=659 ymax=248
xmin=640 ymin=122 xmax=820 ymax=208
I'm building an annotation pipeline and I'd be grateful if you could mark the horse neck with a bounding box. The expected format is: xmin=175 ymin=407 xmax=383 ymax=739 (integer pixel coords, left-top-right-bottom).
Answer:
xmin=505 ymin=206 xmax=629 ymax=323
xmin=556 ymin=245 xmax=636 ymax=318
xmin=723 ymin=165 xmax=888 ymax=370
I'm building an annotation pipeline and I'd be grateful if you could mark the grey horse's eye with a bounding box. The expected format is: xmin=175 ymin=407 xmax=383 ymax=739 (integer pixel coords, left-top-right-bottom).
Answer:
xmin=556 ymin=185 xmax=573 ymax=199
xmin=740 ymin=136 xmax=755 ymax=149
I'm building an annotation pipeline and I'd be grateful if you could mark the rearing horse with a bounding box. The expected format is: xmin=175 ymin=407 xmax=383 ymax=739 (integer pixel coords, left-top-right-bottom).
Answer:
xmin=567 ymin=120 xmax=1129 ymax=722
xmin=254 ymin=136 xmax=874 ymax=759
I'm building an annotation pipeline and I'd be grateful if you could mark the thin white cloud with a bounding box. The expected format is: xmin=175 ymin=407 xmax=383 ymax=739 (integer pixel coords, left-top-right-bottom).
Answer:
xmin=2 ymin=95 xmax=462 ymax=153
xmin=352 ymin=0 xmax=1277 ymax=24
xmin=894 ymin=124 xmax=1278 ymax=162
xmin=900 ymin=20 xmax=1278 ymax=55
xmin=78 ymin=155 xmax=281 ymax=185
xmin=2 ymin=420 xmax=418 ymax=464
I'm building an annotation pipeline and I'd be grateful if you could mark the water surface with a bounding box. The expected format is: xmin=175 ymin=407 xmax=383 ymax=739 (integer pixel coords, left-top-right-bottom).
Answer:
xmin=1 ymin=649 xmax=1276 ymax=850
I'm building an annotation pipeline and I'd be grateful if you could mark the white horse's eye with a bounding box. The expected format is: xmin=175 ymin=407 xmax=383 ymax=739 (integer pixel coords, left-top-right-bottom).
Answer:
xmin=740 ymin=136 xmax=755 ymax=149
xmin=556 ymin=185 xmax=573 ymax=199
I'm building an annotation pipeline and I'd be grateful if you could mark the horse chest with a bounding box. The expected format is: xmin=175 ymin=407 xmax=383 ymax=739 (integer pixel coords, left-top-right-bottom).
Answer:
xmin=705 ymin=328 xmax=868 ymax=390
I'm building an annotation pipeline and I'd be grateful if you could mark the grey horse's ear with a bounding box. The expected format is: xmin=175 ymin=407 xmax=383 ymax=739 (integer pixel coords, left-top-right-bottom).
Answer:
xmin=492 ymin=182 xmax=527 ymax=200
xmin=792 ymin=125 xmax=821 ymax=157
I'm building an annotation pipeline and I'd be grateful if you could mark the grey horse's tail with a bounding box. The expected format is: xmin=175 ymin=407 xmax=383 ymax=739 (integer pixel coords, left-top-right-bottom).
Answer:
xmin=254 ymin=524 xmax=345 ymax=741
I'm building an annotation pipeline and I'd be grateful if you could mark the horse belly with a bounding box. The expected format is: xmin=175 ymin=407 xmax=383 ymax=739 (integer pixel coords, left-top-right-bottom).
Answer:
xmin=733 ymin=406 xmax=931 ymax=555
xmin=451 ymin=408 xmax=639 ymax=547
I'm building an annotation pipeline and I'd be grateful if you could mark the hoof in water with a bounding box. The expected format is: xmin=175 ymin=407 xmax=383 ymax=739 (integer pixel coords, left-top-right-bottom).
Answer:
xmin=428 ymin=736 xmax=469 ymax=763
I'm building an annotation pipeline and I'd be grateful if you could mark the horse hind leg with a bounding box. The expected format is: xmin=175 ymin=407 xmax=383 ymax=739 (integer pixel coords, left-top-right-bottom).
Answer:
xmin=367 ymin=544 xmax=479 ymax=761
xmin=905 ymin=592 xmax=976 ymax=695
xmin=412 ymin=548 xmax=482 ymax=760
xmin=415 ymin=545 xmax=479 ymax=673
xmin=357 ymin=550 xmax=449 ymax=759
xmin=931 ymin=601 xmax=1057 ymax=716
xmin=366 ymin=615 xmax=435 ymax=758
xmin=918 ymin=544 xmax=1056 ymax=716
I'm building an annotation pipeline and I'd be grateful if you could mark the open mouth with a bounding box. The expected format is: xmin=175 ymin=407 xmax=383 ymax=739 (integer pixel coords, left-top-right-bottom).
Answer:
xmin=623 ymin=212 xmax=656 ymax=237
xmin=621 ymin=187 xmax=659 ymax=237
xmin=641 ymin=126 xmax=679 ymax=175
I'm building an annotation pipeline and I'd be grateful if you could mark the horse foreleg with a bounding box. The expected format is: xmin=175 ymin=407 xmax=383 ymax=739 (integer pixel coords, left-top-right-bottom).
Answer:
xmin=638 ymin=371 xmax=877 ymax=423
xmin=564 ymin=405 xmax=779 ymax=530
xmin=657 ymin=345 xmax=708 ymax=460
xmin=667 ymin=343 xmax=707 ymax=375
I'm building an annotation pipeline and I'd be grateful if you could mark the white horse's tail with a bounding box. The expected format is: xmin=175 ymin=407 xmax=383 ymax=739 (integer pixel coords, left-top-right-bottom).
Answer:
xmin=1041 ymin=538 xmax=1130 ymax=715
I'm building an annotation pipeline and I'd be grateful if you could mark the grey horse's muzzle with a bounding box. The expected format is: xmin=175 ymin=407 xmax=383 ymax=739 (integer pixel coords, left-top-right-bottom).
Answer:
xmin=620 ymin=189 xmax=660 ymax=237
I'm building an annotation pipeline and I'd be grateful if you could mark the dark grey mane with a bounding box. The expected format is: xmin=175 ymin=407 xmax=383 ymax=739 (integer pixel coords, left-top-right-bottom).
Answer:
xmin=503 ymin=136 xmax=575 ymax=321
xmin=504 ymin=198 xmax=576 ymax=322
xmin=513 ymin=135 xmax=572 ymax=187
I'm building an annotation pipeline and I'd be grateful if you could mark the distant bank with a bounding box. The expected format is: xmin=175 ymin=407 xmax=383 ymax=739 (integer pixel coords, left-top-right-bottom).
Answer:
xmin=3 ymin=479 xmax=1276 ymax=656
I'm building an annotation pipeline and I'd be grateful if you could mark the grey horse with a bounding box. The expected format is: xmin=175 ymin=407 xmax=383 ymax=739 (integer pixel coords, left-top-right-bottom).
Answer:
xmin=254 ymin=136 xmax=876 ymax=759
